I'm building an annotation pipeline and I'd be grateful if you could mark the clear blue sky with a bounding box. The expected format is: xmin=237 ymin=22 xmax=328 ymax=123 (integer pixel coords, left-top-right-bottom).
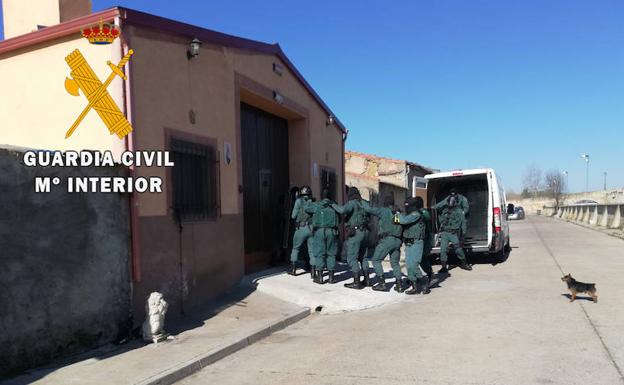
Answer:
xmin=1 ymin=0 xmax=622 ymax=192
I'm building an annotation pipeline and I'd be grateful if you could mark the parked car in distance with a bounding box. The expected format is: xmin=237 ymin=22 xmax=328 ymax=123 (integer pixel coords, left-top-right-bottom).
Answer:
xmin=575 ymin=199 xmax=598 ymax=205
xmin=509 ymin=206 xmax=525 ymax=220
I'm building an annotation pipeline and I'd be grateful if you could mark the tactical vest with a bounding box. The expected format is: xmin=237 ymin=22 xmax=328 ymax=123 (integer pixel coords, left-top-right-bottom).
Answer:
xmin=440 ymin=207 xmax=463 ymax=232
xmin=378 ymin=208 xmax=403 ymax=238
xmin=295 ymin=198 xmax=312 ymax=224
xmin=313 ymin=200 xmax=338 ymax=229
xmin=402 ymin=213 xmax=425 ymax=240
xmin=347 ymin=200 xmax=368 ymax=227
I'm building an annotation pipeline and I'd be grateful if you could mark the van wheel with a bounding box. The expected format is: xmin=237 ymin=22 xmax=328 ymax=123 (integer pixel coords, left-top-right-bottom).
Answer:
xmin=493 ymin=242 xmax=511 ymax=264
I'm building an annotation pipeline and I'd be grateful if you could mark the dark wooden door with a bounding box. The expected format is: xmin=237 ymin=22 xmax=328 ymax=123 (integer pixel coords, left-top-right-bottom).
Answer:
xmin=240 ymin=103 xmax=289 ymax=272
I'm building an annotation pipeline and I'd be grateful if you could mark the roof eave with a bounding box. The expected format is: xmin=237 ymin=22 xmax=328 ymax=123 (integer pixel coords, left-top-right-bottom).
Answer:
xmin=0 ymin=7 xmax=121 ymax=55
xmin=0 ymin=6 xmax=347 ymax=135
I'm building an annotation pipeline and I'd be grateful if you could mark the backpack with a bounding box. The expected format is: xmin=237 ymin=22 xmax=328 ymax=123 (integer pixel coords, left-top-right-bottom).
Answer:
xmin=378 ymin=208 xmax=403 ymax=237
xmin=347 ymin=200 xmax=369 ymax=227
xmin=313 ymin=200 xmax=338 ymax=229
xmin=402 ymin=213 xmax=425 ymax=240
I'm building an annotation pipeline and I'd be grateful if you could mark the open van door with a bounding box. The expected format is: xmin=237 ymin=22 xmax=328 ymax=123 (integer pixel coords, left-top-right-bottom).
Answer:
xmin=412 ymin=176 xmax=428 ymax=204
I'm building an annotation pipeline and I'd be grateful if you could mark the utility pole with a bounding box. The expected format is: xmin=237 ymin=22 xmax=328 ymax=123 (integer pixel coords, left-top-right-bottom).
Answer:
xmin=603 ymin=171 xmax=607 ymax=191
xmin=581 ymin=154 xmax=590 ymax=192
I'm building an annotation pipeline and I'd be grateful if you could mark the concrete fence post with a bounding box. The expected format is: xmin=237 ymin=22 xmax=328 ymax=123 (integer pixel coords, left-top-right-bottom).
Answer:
xmin=573 ymin=207 xmax=580 ymax=221
xmin=599 ymin=205 xmax=609 ymax=227
xmin=609 ymin=205 xmax=624 ymax=229
xmin=590 ymin=206 xmax=599 ymax=225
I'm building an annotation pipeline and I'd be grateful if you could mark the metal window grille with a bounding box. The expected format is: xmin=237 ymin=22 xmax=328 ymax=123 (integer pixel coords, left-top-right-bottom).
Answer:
xmin=170 ymin=138 xmax=219 ymax=221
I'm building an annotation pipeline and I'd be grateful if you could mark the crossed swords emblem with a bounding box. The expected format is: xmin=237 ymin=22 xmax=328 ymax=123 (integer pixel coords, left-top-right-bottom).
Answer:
xmin=64 ymin=49 xmax=134 ymax=139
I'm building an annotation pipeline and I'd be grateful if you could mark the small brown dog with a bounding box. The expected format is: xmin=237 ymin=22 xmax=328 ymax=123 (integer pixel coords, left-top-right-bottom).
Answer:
xmin=561 ymin=274 xmax=598 ymax=303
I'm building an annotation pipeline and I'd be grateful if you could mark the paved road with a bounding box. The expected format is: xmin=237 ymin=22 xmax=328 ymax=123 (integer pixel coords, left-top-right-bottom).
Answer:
xmin=178 ymin=216 xmax=624 ymax=385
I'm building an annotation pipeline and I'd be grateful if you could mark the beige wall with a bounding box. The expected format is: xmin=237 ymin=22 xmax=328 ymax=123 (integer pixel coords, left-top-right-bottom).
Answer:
xmin=127 ymin=25 xmax=344 ymax=217
xmin=0 ymin=36 xmax=125 ymax=157
xmin=2 ymin=0 xmax=60 ymax=39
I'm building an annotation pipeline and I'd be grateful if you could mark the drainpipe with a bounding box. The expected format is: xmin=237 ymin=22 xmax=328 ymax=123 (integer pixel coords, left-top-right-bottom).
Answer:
xmin=118 ymin=15 xmax=141 ymax=283
xmin=342 ymin=129 xmax=348 ymax=204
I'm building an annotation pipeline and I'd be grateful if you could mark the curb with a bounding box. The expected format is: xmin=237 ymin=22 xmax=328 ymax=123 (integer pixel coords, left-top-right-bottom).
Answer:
xmin=135 ymin=307 xmax=311 ymax=385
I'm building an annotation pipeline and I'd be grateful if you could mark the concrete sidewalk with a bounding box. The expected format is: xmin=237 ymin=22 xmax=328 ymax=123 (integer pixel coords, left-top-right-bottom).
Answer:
xmin=246 ymin=261 xmax=438 ymax=315
xmin=2 ymin=286 xmax=309 ymax=385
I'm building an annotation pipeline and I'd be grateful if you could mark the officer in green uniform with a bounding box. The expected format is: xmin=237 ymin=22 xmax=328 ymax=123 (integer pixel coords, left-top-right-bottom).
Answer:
xmin=434 ymin=193 xmax=472 ymax=273
xmin=364 ymin=196 xmax=404 ymax=292
xmin=306 ymin=189 xmax=339 ymax=284
xmin=437 ymin=188 xmax=469 ymax=236
xmin=397 ymin=197 xmax=431 ymax=295
xmin=288 ymin=185 xmax=315 ymax=277
xmin=419 ymin=201 xmax=435 ymax=282
xmin=332 ymin=187 xmax=370 ymax=290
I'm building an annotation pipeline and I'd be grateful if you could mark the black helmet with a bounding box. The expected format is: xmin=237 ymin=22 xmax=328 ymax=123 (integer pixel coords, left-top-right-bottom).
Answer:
xmin=404 ymin=197 xmax=418 ymax=212
xmin=299 ymin=185 xmax=312 ymax=197
xmin=347 ymin=186 xmax=361 ymax=201
xmin=449 ymin=188 xmax=458 ymax=196
xmin=415 ymin=196 xmax=424 ymax=210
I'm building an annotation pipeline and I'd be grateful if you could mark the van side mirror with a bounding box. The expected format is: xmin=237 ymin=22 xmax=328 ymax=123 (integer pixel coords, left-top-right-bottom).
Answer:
xmin=507 ymin=204 xmax=515 ymax=215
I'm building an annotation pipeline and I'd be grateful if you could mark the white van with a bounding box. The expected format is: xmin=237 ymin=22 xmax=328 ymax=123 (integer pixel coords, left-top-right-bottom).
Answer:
xmin=421 ymin=168 xmax=512 ymax=261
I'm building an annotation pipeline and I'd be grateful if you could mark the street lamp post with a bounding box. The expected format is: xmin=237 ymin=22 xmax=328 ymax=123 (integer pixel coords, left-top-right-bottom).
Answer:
xmin=581 ymin=154 xmax=590 ymax=192
xmin=603 ymin=171 xmax=607 ymax=191
xmin=563 ymin=170 xmax=568 ymax=192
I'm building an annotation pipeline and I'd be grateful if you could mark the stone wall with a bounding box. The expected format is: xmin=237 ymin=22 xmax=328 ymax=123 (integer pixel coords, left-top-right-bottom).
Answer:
xmin=0 ymin=147 xmax=131 ymax=378
xmin=509 ymin=189 xmax=624 ymax=214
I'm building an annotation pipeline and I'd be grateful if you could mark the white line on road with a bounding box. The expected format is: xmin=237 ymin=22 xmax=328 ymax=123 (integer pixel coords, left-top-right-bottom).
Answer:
xmin=529 ymin=217 xmax=624 ymax=384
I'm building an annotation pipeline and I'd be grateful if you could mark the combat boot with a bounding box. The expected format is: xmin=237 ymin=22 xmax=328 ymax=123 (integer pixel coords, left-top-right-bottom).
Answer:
xmin=394 ymin=278 xmax=405 ymax=293
xmin=288 ymin=262 xmax=297 ymax=276
xmin=362 ymin=269 xmax=371 ymax=287
xmin=344 ymin=271 xmax=364 ymax=290
xmin=419 ymin=276 xmax=431 ymax=295
xmin=438 ymin=263 xmax=449 ymax=274
xmin=328 ymin=270 xmax=336 ymax=284
xmin=459 ymin=261 xmax=473 ymax=271
xmin=310 ymin=265 xmax=316 ymax=279
xmin=405 ymin=280 xmax=420 ymax=295
xmin=372 ymin=277 xmax=386 ymax=292
xmin=314 ymin=269 xmax=324 ymax=284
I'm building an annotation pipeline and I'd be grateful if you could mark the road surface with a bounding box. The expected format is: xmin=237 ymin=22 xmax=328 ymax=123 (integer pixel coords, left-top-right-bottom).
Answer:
xmin=178 ymin=216 xmax=624 ymax=385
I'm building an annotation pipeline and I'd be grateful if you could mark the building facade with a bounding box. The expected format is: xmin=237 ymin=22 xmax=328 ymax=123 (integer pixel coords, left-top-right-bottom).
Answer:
xmin=345 ymin=151 xmax=433 ymax=208
xmin=0 ymin=1 xmax=346 ymax=324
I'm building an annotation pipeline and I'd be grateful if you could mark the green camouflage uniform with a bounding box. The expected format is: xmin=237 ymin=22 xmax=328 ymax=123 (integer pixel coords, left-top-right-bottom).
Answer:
xmin=306 ymin=199 xmax=339 ymax=270
xmin=290 ymin=196 xmax=314 ymax=265
xmin=333 ymin=199 xmax=370 ymax=274
xmin=398 ymin=210 xmax=426 ymax=281
xmin=364 ymin=206 xmax=403 ymax=281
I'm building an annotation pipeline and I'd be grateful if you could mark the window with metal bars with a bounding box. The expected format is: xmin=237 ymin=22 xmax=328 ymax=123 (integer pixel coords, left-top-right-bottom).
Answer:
xmin=170 ymin=138 xmax=219 ymax=221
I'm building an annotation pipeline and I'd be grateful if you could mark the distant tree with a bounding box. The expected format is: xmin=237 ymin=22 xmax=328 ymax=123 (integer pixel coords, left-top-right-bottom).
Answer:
xmin=506 ymin=188 xmax=522 ymax=201
xmin=522 ymin=164 xmax=543 ymax=197
xmin=544 ymin=169 xmax=566 ymax=210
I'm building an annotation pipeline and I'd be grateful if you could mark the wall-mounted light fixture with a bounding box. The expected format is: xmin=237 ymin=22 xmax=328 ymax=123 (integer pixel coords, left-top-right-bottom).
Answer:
xmin=188 ymin=37 xmax=202 ymax=59
xmin=272 ymin=63 xmax=283 ymax=76
xmin=273 ymin=91 xmax=284 ymax=104
xmin=326 ymin=114 xmax=335 ymax=126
